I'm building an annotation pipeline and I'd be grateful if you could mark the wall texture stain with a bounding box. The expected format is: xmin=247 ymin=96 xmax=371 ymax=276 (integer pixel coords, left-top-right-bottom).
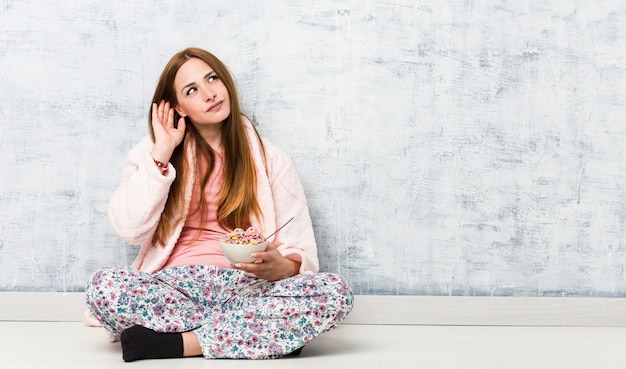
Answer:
xmin=1 ymin=1 xmax=626 ymax=296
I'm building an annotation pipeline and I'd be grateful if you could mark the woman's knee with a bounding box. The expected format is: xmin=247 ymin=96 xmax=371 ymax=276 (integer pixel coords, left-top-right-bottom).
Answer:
xmin=85 ymin=266 xmax=130 ymax=300
xmin=327 ymin=273 xmax=353 ymax=299
xmin=320 ymin=273 xmax=354 ymax=320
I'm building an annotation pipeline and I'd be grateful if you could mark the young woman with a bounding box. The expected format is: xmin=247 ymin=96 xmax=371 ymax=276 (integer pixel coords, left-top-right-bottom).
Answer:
xmin=85 ymin=47 xmax=353 ymax=362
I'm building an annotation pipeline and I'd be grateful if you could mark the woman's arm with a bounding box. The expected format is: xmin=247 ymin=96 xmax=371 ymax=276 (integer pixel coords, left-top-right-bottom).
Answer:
xmin=266 ymin=149 xmax=319 ymax=273
xmin=108 ymin=136 xmax=176 ymax=246
xmin=109 ymin=101 xmax=186 ymax=246
xmin=236 ymin=133 xmax=320 ymax=278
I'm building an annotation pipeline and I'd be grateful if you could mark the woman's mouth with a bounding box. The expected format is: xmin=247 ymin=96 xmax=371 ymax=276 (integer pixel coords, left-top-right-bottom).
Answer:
xmin=207 ymin=101 xmax=223 ymax=112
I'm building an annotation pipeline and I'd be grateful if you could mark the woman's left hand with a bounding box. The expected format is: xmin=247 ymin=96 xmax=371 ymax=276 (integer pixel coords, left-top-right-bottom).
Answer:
xmin=234 ymin=243 xmax=301 ymax=281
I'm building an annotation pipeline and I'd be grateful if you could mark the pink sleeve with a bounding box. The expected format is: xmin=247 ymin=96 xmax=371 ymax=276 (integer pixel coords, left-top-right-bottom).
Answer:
xmin=108 ymin=136 xmax=176 ymax=246
xmin=263 ymin=141 xmax=320 ymax=274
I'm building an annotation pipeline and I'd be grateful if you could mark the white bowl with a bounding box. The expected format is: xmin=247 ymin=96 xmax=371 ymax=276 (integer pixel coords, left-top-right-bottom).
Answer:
xmin=218 ymin=241 xmax=267 ymax=264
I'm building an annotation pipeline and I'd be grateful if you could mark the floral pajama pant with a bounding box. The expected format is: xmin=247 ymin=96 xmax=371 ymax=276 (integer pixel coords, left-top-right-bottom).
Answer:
xmin=85 ymin=265 xmax=353 ymax=359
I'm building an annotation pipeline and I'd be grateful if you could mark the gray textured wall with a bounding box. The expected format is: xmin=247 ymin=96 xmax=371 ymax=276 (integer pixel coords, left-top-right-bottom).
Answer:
xmin=1 ymin=1 xmax=626 ymax=296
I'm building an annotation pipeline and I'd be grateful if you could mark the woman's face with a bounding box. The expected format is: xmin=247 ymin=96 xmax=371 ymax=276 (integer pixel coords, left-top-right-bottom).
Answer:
xmin=174 ymin=57 xmax=231 ymax=126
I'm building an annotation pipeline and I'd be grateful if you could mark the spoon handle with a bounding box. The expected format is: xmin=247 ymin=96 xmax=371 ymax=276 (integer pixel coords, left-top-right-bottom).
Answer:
xmin=265 ymin=216 xmax=295 ymax=239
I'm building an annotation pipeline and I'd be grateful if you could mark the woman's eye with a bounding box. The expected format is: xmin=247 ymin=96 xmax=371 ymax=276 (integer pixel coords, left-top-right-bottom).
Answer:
xmin=186 ymin=87 xmax=197 ymax=95
xmin=208 ymin=75 xmax=218 ymax=82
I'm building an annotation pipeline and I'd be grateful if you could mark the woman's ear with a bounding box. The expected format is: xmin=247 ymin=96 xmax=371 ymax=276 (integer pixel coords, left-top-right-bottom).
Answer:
xmin=174 ymin=104 xmax=187 ymax=117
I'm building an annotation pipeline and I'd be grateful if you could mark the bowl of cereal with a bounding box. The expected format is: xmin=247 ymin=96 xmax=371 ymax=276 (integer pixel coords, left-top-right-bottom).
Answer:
xmin=218 ymin=227 xmax=267 ymax=264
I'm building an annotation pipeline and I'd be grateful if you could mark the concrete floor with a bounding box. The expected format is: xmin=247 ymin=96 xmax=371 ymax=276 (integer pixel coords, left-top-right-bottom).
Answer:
xmin=3 ymin=321 xmax=626 ymax=369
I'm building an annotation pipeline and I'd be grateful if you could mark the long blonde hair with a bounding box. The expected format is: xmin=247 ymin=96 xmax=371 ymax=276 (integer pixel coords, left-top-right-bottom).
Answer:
xmin=149 ymin=48 xmax=264 ymax=247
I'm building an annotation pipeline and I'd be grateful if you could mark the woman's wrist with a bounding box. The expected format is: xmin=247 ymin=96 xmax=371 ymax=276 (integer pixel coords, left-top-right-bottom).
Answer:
xmin=152 ymin=157 xmax=169 ymax=174
xmin=285 ymin=258 xmax=301 ymax=278
xmin=150 ymin=141 xmax=177 ymax=164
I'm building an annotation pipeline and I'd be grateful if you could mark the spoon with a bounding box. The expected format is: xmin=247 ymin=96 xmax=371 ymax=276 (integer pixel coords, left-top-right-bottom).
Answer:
xmin=265 ymin=216 xmax=295 ymax=239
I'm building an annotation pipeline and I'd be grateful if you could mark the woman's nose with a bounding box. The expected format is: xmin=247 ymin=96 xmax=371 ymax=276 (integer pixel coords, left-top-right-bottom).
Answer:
xmin=201 ymin=87 xmax=216 ymax=101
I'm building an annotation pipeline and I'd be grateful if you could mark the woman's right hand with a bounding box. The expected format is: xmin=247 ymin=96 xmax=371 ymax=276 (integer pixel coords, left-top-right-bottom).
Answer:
xmin=150 ymin=100 xmax=186 ymax=163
